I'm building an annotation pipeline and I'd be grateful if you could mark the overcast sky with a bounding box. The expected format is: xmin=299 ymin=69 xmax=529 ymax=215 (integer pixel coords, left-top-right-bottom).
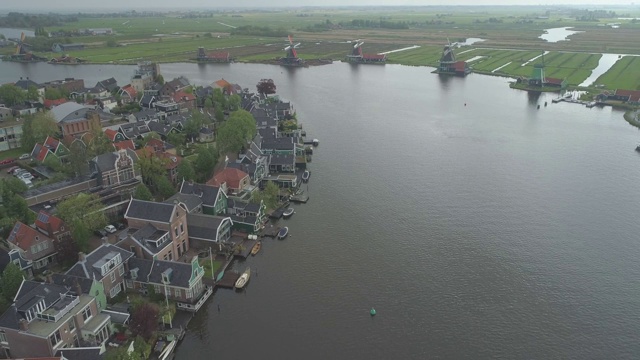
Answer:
xmin=3 ymin=0 xmax=632 ymax=11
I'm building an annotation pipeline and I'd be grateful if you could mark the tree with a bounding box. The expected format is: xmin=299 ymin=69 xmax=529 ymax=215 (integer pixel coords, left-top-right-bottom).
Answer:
xmin=212 ymin=88 xmax=226 ymax=109
xmin=256 ymin=79 xmax=276 ymax=95
xmin=21 ymin=112 xmax=59 ymax=152
xmin=228 ymin=94 xmax=241 ymax=111
xmin=67 ymin=140 xmax=90 ymax=176
xmin=155 ymin=74 xmax=164 ymax=85
xmin=193 ymin=147 xmax=216 ymax=183
xmin=44 ymin=87 xmax=68 ymax=100
xmin=136 ymin=151 xmax=167 ymax=192
xmin=251 ymin=181 xmax=280 ymax=210
xmin=133 ymin=183 xmax=153 ymax=201
xmin=26 ymin=85 xmax=40 ymax=101
xmin=204 ymin=98 xmax=213 ymax=109
xmin=88 ymin=125 xmax=115 ymax=157
xmin=129 ymin=302 xmax=159 ymax=341
xmin=156 ymin=176 xmax=176 ymax=200
xmin=1 ymin=263 xmax=23 ymax=302
xmin=214 ymin=107 xmax=224 ymax=123
xmin=166 ymin=132 xmax=185 ymax=148
xmin=106 ymin=38 xmax=117 ymax=47
xmin=56 ymin=193 xmax=107 ymax=233
xmin=104 ymin=346 xmax=142 ymax=360
xmin=184 ymin=111 xmax=205 ymax=139
xmin=216 ymin=110 xmax=256 ymax=153
xmin=176 ymin=160 xmax=195 ymax=182
xmin=55 ymin=236 xmax=80 ymax=268
xmin=0 ymin=84 xmax=27 ymax=107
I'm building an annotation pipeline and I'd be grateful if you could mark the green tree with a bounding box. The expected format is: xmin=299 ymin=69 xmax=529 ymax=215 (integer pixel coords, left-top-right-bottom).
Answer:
xmin=214 ymin=107 xmax=224 ymax=123
xmin=176 ymin=160 xmax=195 ymax=182
xmin=133 ymin=183 xmax=153 ymax=201
xmin=104 ymin=346 xmax=142 ymax=360
xmin=193 ymin=147 xmax=217 ymax=183
xmin=212 ymin=88 xmax=226 ymax=109
xmin=0 ymin=84 xmax=27 ymax=107
xmin=136 ymin=151 xmax=167 ymax=192
xmin=88 ymin=125 xmax=114 ymax=157
xmin=72 ymin=221 xmax=90 ymax=252
xmin=251 ymin=181 xmax=280 ymax=210
xmin=256 ymin=79 xmax=276 ymax=95
xmin=26 ymin=85 xmax=40 ymax=101
xmin=44 ymin=87 xmax=67 ymax=100
xmin=228 ymin=94 xmax=241 ymax=111
xmin=216 ymin=110 xmax=256 ymax=153
xmin=1 ymin=263 xmax=24 ymax=302
xmin=21 ymin=111 xmax=59 ymax=152
xmin=55 ymin=236 xmax=80 ymax=267
xmin=155 ymin=74 xmax=164 ymax=85
xmin=57 ymin=193 xmax=107 ymax=233
xmin=156 ymin=176 xmax=176 ymax=200
xmin=67 ymin=140 xmax=90 ymax=176
xmin=204 ymin=98 xmax=213 ymax=109
xmin=166 ymin=132 xmax=185 ymax=148
xmin=184 ymin=111 xmax=205 ymax=139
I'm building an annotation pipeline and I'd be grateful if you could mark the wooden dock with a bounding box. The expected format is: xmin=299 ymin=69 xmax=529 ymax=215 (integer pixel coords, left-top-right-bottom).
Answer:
xmin=235 ymin=239 xmax=258 ymax=258
xmin=216 ymin=271 xmax=240 ymax=288
xmin=261 ymin=224 xmax=281 ymax=238
xmin=289 ymin=193 xmax=309 ymax=203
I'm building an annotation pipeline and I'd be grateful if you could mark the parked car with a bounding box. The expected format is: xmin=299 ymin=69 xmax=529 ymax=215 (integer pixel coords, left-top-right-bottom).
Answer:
xmin=94 ymin=229 xmax=107 ymax=237
xmin=0 ymin=158 xmax=15 ymax=165
xmin=7 ymin=166 xmax=19 ymax=174
xmin=19 ymin=178 xmax=33 ymax=188
xmin=13 ymin=169 xmax=28 ymax=177
xmin=104 ymin=225 xmax=117 ymax=234
xmin=17 ymin=172 xmax=34 ymax=181
xmin=18 ymin=153 xmax=30 ymax=160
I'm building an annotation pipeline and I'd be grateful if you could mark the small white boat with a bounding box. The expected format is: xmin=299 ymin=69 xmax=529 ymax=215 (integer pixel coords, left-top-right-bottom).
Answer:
xmin=283 ymin=208 xmax=294 ymax=218
xmin=278 ymin=226 xmax=289 ymax=239
xmin=312 ymin=139 xmax=319 ymax=146
xmin=302 ymin=170 xmax=310 ymax=182
xmin=235 ymin=267 xmax=251 ymax=289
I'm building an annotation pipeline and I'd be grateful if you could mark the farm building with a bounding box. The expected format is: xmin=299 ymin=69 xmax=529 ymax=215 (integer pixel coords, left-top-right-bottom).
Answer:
xmin=196 ymin=47 xmax=231 ymax=63
xmin=437 ymin=42 xmax=470 ymax=76
xmin=51 ymin=43 xmax=85 ymax=53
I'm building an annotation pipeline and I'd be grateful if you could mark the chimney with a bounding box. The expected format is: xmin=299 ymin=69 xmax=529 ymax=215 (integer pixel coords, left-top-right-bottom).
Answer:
xmin=74 ymin=279 xmax=83 ymax=295
xmin=45 ymin=273 xmax=53 ymax=284
xmin=78 ymin=252 xmax=86 ymax=262
xmin=19 ymin=319 xmax=29 ymax=331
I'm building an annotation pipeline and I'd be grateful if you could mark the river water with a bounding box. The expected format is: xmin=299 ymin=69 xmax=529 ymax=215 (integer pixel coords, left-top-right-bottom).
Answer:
xmin=2 ymin=61 xmax=640 ymax=359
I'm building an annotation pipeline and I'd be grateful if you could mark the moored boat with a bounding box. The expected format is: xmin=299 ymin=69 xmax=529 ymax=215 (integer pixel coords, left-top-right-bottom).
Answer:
xmin=636 ymin=144 xmax=640 ymax=153
xmin=251 ymin=242 xmax=261 ymax=255
xmin=278 ymin=226 xmax=289 ymax=239
xmin=234 ymin=267 xmax=251 ymax=289
xmin=283 ymin=208 xmax=294 ymax=218
xmin=302 ymin=170 xmax=310 ymax=182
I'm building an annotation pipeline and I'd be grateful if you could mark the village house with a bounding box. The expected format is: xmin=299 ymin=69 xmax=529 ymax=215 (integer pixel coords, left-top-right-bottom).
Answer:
xmin=119 ymin=121 xmax=151 ymax=140
xmin=269 ymin=153 xmax=296 ymax=173
xmin=120 ymin=199 xmax=190 ymax=261
xmin=42 ymin=78 xmax=85 ymax=93
xmin=0 ymin=118 xmax=23 ymax=151
xmin=208 ymin=167 xmax=251 ymax=194
xmin=0 ymin=280 xmax=112 ymax=358
xmin=66 ymin=244 xmax=134 ymax=299
xmin=50 ymin=273 xmax=108 ymax=312
xmin=160 ymin=77 xmax=190 ymax=98
xmin=96 ymin=78 xmax=118 ymax=93
xmin=226 ymin=199 xmax=267 ymax=233
xmin=178 ymin=180 xmax=228 ymax=216
xmin=136 ymin=145 xmax=182 ymax=184
xmin=31 ymin=136 xmax=69 ymax=163
xmin=0 ymin=248 xmax=32 ymax=279
xmin=50 ymin=103 xmax=101 ymax=137
xmin=172 ymin=91 xmax=196 ymax=111
xmin=89 ymin=148 xmax=140 ymax=188
xmin=34 ymin=211 xmax=70 ymax=243
xmin=125 ymin=256 xmax=212 ymax=312
xmin=7 ymin=221 xmax=57 ymax=273
xmin=186 ymin=213 xmax=234 ymax=245
xmin=118 ymin=84 xmax=138 ymax=104
xmin=104 ymin=128 xmax=127 ymax=143
xmin=51 ymin=43 xmax=85 ymax=53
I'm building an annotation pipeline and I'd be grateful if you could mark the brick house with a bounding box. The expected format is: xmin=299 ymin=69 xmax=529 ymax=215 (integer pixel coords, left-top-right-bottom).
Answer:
xmin=120 ymin=199 xmax=190 ymax=261
xmin=7 ymin=222 xmax=57 ymax=272
xmin=0 ymin=280 xmax=111 ymax=358
xmin=90 ymin=148 xmax=140 ymax=188
xmin=35 ymin=211 xmax=70 ymax=243
xmin=207 ymin=168 xmax=251 ymax=194
xmin=66 ymin=244 xmax=134 ymax=299
xmin=125 ymin=256 xmax=212 ymax=312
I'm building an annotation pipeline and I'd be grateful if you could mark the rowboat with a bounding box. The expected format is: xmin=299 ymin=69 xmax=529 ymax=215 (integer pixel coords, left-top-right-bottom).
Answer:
xmin=277 ymin=227 xmax=289 ymax=239
xmin=283 ymin=208 xmax=294 ymax=218
xmin=251 ymin=242 xmax=261 ymax=255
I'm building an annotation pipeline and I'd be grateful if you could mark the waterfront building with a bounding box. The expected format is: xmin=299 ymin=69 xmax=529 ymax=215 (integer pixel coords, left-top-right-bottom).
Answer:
xmin=66 ymin=244 xmax=134 ymax=299
xmin=7 ymin=221 xmax=57 ymax=273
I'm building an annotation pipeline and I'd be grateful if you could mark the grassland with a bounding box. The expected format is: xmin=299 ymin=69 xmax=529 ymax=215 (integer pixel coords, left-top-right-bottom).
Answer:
xmin=2 ymin=6 xmax=640 ymax=90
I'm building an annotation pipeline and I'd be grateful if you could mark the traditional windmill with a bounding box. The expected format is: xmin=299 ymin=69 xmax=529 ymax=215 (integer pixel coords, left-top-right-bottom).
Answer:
xmin=14 ymin=32 xmax=30 ymax=56
xmin=4 ymin=32 xmax=45 ymax=62
xmin=437 ymin=39 xmax=469 ymax=76
xmin=346 ymin=39 xmax=386 ymax=64
xmin=350 ymin=40 xmax=364 ymax=58
xmin=281 ymin=35 xmax=304 ymax=67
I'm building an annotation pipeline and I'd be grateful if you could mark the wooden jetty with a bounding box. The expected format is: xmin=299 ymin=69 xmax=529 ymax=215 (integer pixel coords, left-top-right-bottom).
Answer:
xmin=216 ymin=271 xmax=241 ymax=288
xmin=261 ymin=224 xmax=281 ymax=238
xmin=289 ymin=192 xmax=309 ymax=203
xmin=235 ymin=239 xmax=258 ymax=258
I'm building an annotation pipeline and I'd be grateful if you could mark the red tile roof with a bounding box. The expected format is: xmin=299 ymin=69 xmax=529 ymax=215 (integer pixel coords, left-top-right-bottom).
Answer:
xmin=453 ymin=61 xmax=467 ymax=71
xmin=7 ymin=222 xmax=52 ymax=252
xmin=104 ymin=128 xmax=119 ymax=141
xmin=362 ymin=53 xmax=387 ymax=60
xmin=172 ymin=91 xmax=196 ymax=103
xmin=113 ymin=139 xmax=135 ymax=151
xmin=615 ymin=89 xmax=640 ymax=101
xmin=121 ymin=84 xmax=137 ymax=98
xmin=136 ymin=146 xmax=181 ymax=170
xmin=35 ymin=211 xmax=65 ymax=236
xmin=44 ymin=136 xmax=60 ymax=150
xmin=43 ymin=98 xmax=68 ymax=109
xmin=35 ymin=144 xmax=50 ymax=162
xmin=545 ymin=77 xmax=565 ymax=85
xmin=208 ymin=167 xmax=249 ymax=190
xmin=213 ymin=79 xmax=232 ymax=89
xmin=206 ymin=51 xmax=230 ymax=60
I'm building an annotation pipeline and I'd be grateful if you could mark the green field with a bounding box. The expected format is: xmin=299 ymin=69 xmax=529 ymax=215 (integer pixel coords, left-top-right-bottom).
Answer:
xmin=594 ymin=56 xmax=640 ymax=90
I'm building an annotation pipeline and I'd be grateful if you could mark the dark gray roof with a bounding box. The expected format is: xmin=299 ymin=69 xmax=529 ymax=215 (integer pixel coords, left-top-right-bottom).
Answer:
xmin=14 ymin=78 xmax=39 ymax=90
xmin=187 ymin=213 xmax=226 ymax=241
xmin=126 ymin=199 xmax=176 ymax=223
xmin=127 ymin=257 xmax=194 ymax=288
xmin=140 ymin=94 xmax=156 ymax=107
xmin=199 ymin=127 xmax=213 ymax=135
xmin=132 ymin=108 xmax=158 ymax=121
xmin=66 ymin=244 xmax=133 ymax=281
xmin=120 ymin=121 xmax=151 ymax=138
xmin=179 ymin=181 xmax=221 ymax=207
xmin=0 ymin=305 xmax=20 ymax=330
xmin=255 ymin=116 xmax=277 ymax=129
xmin=129 ymin=223 xmax=172 ymax=254
xmin=57 ymin=347 xmax=104 ymax=360
xmin=270 ymin=153 xmax=295 ymax=166
xmin=102 ymin=310 xmax=129 ymax=325
xmin=147 ymin=121 xmax=174 ymax=136
xmin=92 ymin=149 xmax=138 ymax=173
xmin=165 ymin=193 xmax=203 ymax=213
xmin=258 ymin=128 xmax=276 ymax=139
xmin=97 ymin=77 xmax=118 ymax=92
xmin=51 ymin=273 xmax=95 ymax=295
xmin=0 ymin=249 xmax=31 ymax=272
xmin=230 ymin=214 xmax=258 ymax=226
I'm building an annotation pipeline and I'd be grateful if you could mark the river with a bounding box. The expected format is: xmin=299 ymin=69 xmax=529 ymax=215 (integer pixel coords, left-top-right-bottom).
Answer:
xmin=3 ymin=61 xmax=640 ymax=359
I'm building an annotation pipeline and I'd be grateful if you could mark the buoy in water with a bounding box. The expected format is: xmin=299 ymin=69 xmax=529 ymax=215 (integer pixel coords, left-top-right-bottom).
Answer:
xmin=370 ymin=308 xmax=376 ymax=316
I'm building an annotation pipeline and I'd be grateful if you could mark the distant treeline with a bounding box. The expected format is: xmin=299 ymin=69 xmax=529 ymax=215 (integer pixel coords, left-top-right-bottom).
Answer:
xmin=231 ymin=26 xmax=288 ymax=37
xmin=342 ymin=19 xmax=410 ymax=29
xmin=0 ymin=12 xmax=77 ymax=28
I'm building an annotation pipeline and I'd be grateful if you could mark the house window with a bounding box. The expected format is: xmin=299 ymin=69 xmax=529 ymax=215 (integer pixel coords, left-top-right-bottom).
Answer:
xmin=174 ymin=227 xmax=178 ymax=237
xmin=126 ymin=279 xmax=133 ymax=289
xmin=180 ymin=223 xmax=184 ymax=234
xmin=175 ymin=288 xmax=181 ymax=298
xmin=186 ymin=289 xmax=192 ymax=299
xmin=110 ymin=271 xmax=116 ymax=283
xmin=68 ymin=318 xmax=76 ymax=332
xmin=118 ymin=265 xmax=124 ymax=276
xmin=49 ymin=329 xmax=62 ymax=347
xmin=109 ymin=283 xmax=121 ymax=298
xmin=82 ymin=305 xmax=92 ymax=322
xmin=0 ymin=331 xmax=6 ymax=343
xmin=154 ymin=284 xmax=161 ymax=293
